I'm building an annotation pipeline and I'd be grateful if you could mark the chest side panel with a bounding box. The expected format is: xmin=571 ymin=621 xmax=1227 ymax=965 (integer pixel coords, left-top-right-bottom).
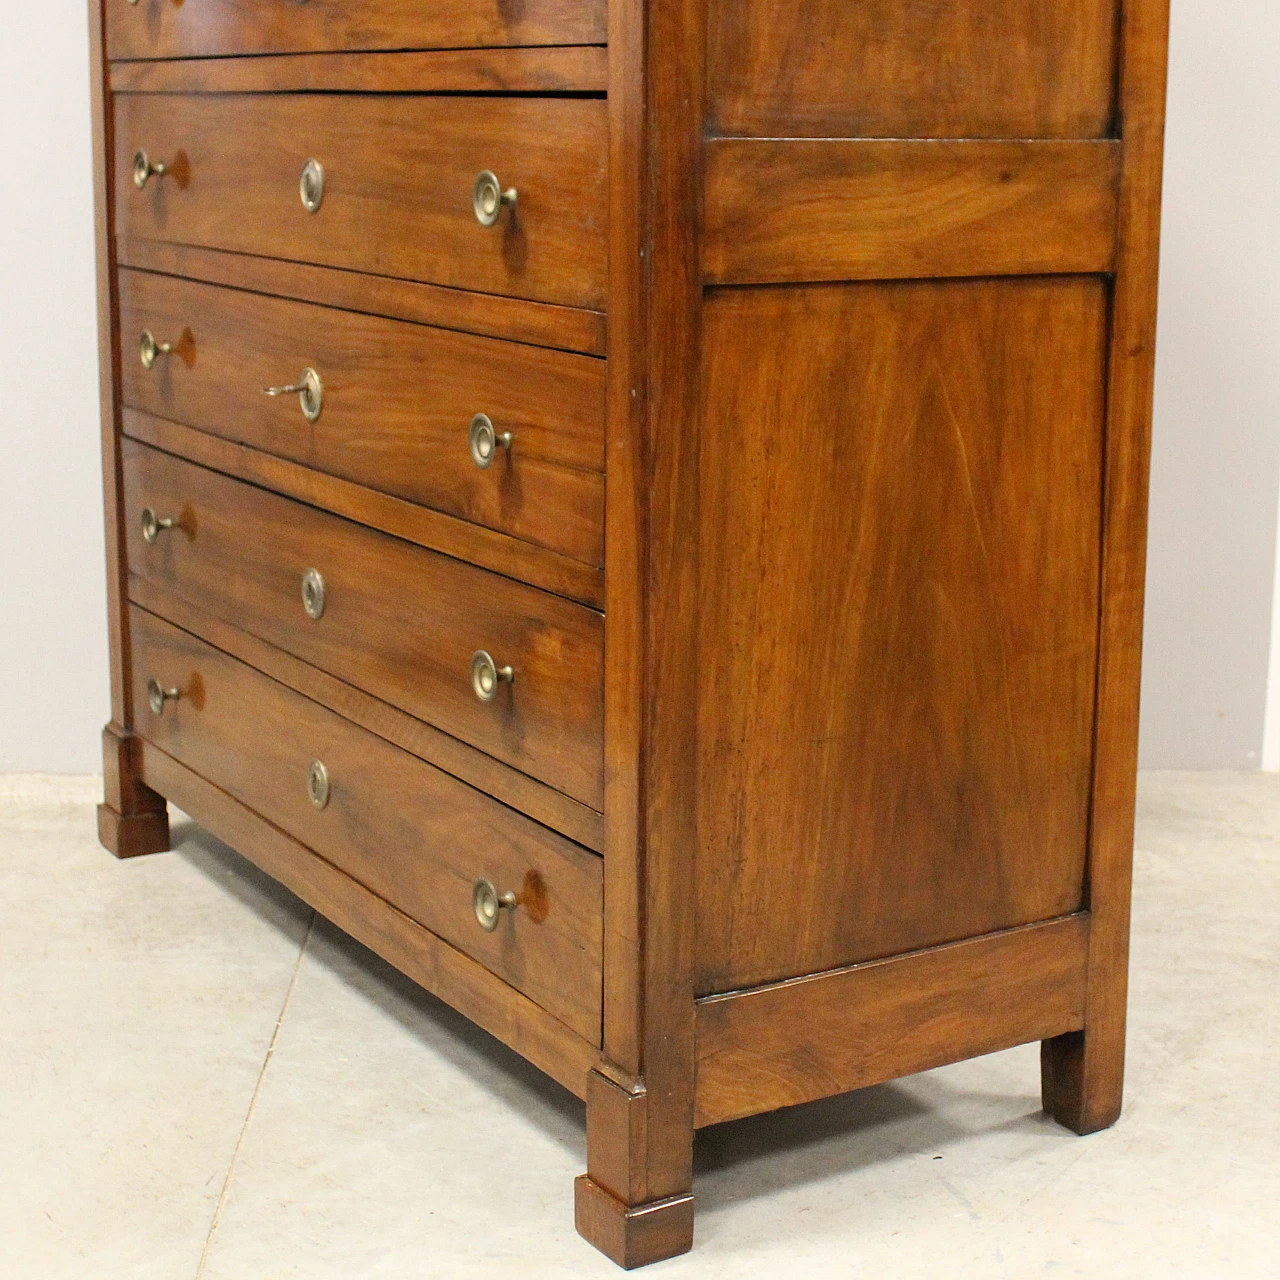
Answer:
xmin=709 ymin=0 xmax=1118 ymax=139
xmin=695 ymin=278 xmax=1106 ymax=993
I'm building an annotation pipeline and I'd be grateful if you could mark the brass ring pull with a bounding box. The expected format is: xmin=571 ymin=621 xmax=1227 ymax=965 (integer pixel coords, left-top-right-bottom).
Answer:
xmin=468 ymin=413 xmax=513 ymax=469
xmin=139 ymin=330 xmax=173 ymax=369
xmin=146 ymin=677 xmax=180 ymax=716
xmin=141 ymin=507 xmax=176 ymax=544
xmin=301 ymin=569 xmax=326 ymax=621
xmin=473 ymin=879 xmax=517 ymax=932
xmin=262 ymin=367 xmax=323 ymax=423
xmin=307 ymin=760 xmax=331 ymax=810
xmin=473 ymin=170 xmax=517 ymax=227
xmin=133 ymin=150 xmax=168 ymax=189
xmin=471 ymin=650 xmax=514 ymax=702
xmin=299 ymin=159 xmax=324 ymax=214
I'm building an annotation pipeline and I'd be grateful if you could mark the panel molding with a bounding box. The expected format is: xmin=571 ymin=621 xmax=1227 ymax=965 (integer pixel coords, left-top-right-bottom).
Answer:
xmin=705 ymin=139 xmax=1122 ymax=285
xmin=110 ymin=46 xmax=609 ymax=95
xmin=695 ymin=915 xmax=1090 ymax=1127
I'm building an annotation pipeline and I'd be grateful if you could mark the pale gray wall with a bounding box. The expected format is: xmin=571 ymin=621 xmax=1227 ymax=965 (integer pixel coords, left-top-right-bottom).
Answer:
xmin=1138 ymin=0 xmax=1280 ymax=769
xmin=0 ymin=5 xmax=1277 ymax=774
xmin=0 ymin=9 xmax=107 ymax=772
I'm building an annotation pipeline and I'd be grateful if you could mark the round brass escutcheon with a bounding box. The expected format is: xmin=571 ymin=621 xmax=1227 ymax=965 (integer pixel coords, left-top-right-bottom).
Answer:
xmin=133 ymin=149 xmax=166 ymax=190
xmin=307 ymin=759 xmax=330 ymax=810
xmin=262 ymin=367 xmax=323 ymax=423
xmin=470 ymin=649 xmax=514 ymax=703
xmin=473 ymin=879 xmax=517 ymax=933
xmin=472 ymin=170 xmax=517 ymax=227
xmin=301 ymin=568 xmax=326 ymax=621
xmin=468 ymin=413 xmax=513 ymax=469
xmin=141 ymin=507 xmax=176 ymax=544
xmin=300 ymin=158 xmax=324 ymax=214
xmin=147 ymin=677 xmax=180 ymax=716
xmin=139 ymin=330 xmax=172 ymax=369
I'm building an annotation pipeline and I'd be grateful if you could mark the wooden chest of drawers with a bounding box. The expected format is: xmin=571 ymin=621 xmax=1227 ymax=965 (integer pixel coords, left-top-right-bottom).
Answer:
xmin=90 ymin=0 xmax=1170 ymax=1267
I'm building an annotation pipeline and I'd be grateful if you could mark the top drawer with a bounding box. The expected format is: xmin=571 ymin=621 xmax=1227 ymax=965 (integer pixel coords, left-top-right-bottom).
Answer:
xmin=108 ymin=0 xmax=607 ymax=62
xmin=115 ymin=94 xmax=608 ymax=310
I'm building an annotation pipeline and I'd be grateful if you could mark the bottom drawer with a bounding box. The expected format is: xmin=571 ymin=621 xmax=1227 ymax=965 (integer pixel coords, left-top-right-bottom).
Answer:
xmin=129 ymin=604 xmax=603 ymax=1044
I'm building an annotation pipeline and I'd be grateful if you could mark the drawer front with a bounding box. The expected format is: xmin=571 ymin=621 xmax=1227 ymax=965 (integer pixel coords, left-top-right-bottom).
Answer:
xmin=123 ymin=441 xmax=605 ymax=809
xmin=107 ymin=0 xmax=607 ymax=61
xmin=130 ymin=605 xmax=603 ymax=1043
xmin=119 ymin=269 xmax=605 ymax=565
xmin=116 ymin=94 xmax=608 ymax=310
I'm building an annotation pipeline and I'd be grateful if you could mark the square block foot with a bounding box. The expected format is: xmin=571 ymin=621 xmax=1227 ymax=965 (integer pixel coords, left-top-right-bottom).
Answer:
xmin=98 ymin=802 xmax=170 ymax=860
xmin=574 ymin=1175 xmax=694 ymax=1269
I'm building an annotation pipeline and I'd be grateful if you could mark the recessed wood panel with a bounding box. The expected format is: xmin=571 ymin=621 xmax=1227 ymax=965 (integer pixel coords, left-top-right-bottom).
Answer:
xmin=705 ymin=140 xmax=1121 ymax=286
xmin=114 ymin=94 xmax=607 ymax=310
xmin=708 ymin=0 xmax=1118 ymax=139
xmin=695 ymin=278 xmax=1106 ymax=993
xmin=108 ymin=0 xmax=606 ymax=61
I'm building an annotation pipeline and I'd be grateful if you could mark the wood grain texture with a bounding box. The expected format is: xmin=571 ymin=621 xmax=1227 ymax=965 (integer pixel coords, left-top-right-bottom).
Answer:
xmin=90 ymin=0 xmax=167 ymax=847
xmin=122 ymin=441 xmax=605 ymax=809
xmin=129 ymin=576 xmax=604 ymax=852
xmin=708 ymin=0 xmax=1118 ymax=139
xmin=579 ymin=0 xmax=704 ymax=1263
xmin=695 ymin=916 xmax=1090 ymax=1128
xmin=115 ymin=94 xmax=607 ymax=309
xmin=119 ymin=240 xmax=606 ymax=357
xmin=131 ymin=605 xmax=602 ymax=1042
xmin=1043 ymin=0 xmax=1172 ymax=1138
xmin=705 ymin=140 xmax=1121 ymax=286
xmin=125 ymin=411 xmax=604 ymax=610
xmin=107 ymin=0 xmax=606 ymax=60
xmin=110 ymin=46 xmax=609 ymax=95
xmin=138 ymin=741 xmax=601 ymax=1098
xmin=118 ymin=269 xmax=605 ymax=566
xmin=88 ymin=2 xmax=133 ymax=729
xmin=98 ymin=720 xmax=169 ymax=858
xmin=696 ymin=278 xmax=1106 ymax=994
xmin=600 ymin=0 xmax=648 ymax=1076
xmin=574 ymin=1176 xmax=695 ymax=1270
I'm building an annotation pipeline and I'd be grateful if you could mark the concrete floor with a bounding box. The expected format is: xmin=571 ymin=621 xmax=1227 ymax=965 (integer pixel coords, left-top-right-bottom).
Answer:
xmin=1 ymin=772 xmax=1276 ymax=1278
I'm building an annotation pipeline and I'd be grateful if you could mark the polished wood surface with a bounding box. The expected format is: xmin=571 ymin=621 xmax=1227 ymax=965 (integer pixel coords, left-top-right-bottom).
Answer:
xmin=708 ymin=0 xmax=1117 ymax=138
xmin=694 ymin=916 xmax=1089 ymax=1128
xmin=138 ymin=742 xmax=603 ymax=1098
xmin=123 ymin=442 xmax=606 ymax=809
xmin=129 ymin=576 xmax=605 ymax=851
xmin=125 ymin=411 xmax=604 ymax=609
xmin=115 ymin=94 xmax=608 ymax=309
xmin=110 ymin=46 xmax=609 ymax=95
xmin=107 ymin=0 xmax=606 ymax=60
xmin=119 ymin=269 xmax=605 ymax=565
xmin=86 ymin=0 xmax=1171 ymax=1264
xmin=574 ymin=1174 xmax=695 ymax=1270
xmin=90 ymin=0 xmax=170 ymax=854
xmin=120 ymin=240 xmax=606 ymax=357
xmin=131 ymin=605 xmax=603 ymax=1041
xmin=98 ymin=721 xmax=169 ymax=858
xmin=696 ymin=278 xmax=1106 ymax=993
xmin=1043 ymin=0 xmax=1173 ymax=1138
xmin=705 ymin=140 xmax=1121 ymax=286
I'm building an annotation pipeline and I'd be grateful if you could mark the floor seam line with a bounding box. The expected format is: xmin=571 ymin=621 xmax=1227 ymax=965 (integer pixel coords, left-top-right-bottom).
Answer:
xmin=193 ymin=909 xmax=317 ymax=1280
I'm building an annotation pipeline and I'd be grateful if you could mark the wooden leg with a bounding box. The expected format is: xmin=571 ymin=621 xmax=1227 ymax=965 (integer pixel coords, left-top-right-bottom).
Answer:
xmin=575 ymin=1070 xmax=694 ymax=1269
xmin=97 ymin=722 xmax=170 ymax=859
xmin=1041 ymin=1025 xmax=1125 ymax=1136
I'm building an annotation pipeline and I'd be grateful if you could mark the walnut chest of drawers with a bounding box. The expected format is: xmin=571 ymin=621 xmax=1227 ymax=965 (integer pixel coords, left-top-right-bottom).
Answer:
xmin=89 ymin=0 xmax=1170 ymax=1267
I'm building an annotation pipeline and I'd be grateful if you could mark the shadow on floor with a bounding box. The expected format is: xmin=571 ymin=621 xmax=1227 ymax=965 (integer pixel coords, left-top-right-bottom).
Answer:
xmin=169 ymin=814 xmax=1062 ymax=1215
